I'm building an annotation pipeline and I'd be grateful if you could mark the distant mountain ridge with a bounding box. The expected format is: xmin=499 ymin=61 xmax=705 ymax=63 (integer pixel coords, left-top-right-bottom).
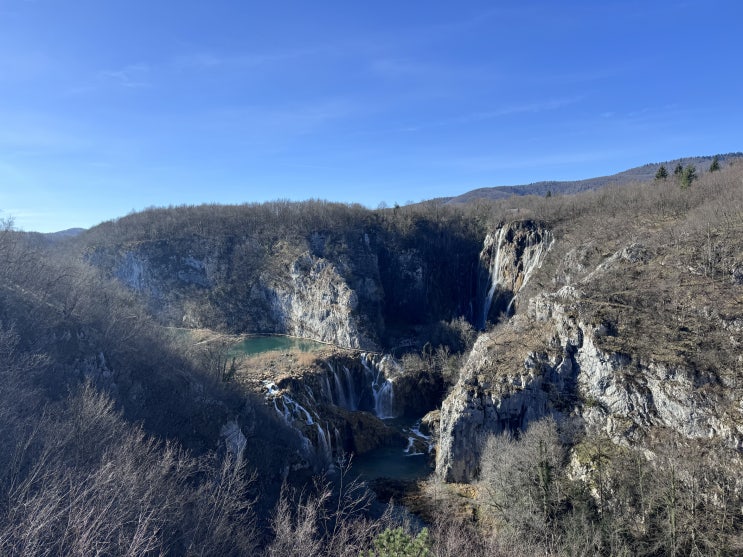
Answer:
xmin=43 ymin=227 xmax=86 ymax=239
xmin=443 ymin=152 xmax=743 ymax=204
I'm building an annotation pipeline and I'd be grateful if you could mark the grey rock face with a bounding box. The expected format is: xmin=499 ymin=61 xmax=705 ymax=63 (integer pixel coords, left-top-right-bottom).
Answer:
xmin=436 ymin=226 xmax=743 ymax=483
xmin=437 ymin=281 xmax=743 ymax=483
xmin=436 ymin=327 xmax=575 ymax=483
xmin=100 ymin=243 xmax=379 ymax=349
xmin=221 ymin=420 xmax=247 ymax=459
xmin=264 ymin=252 xmax=377 ymax=350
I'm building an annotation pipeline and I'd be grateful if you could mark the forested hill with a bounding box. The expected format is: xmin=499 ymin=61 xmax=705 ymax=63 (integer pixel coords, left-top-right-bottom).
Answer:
xmin=73 ymin=200 xmax=486 ymax=350
xmin=443 ymin=152 xmax=743 ymax=204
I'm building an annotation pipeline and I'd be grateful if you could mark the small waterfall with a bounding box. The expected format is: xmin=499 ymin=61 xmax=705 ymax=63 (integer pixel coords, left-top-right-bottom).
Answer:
xmin=320 ymin=373 xmax=333 ymax=400
xmin=263 ymin=380 xmax=332 ymax=462
xmin=334 ymin=427 xmax=343 ymax=454
xmin=333 ymin=372 xmax=348 ymax=407
xmin=362 ymin=354 xmax=397 ymax=419
xmin=373 ymin=378 xmax=395 ymax=418
xmin=404 ymin=419 xmax=433 ymax=455
xmin=343 ymin=366 xmax=357 ymax=410
xmin=329 ymin=362 xmax=350 ymax=408
xmin=315 ymin=423 xmax=332 ymax=461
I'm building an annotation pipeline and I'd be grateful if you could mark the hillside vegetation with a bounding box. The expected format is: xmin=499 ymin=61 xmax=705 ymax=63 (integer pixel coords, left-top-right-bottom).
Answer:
xmin=0 ymin=158 xmax=741 ymax=555
xmin=444 ymin=151 xmax=743 ymax=203
xmin=74 ymin=199 xmax=484 ymax=348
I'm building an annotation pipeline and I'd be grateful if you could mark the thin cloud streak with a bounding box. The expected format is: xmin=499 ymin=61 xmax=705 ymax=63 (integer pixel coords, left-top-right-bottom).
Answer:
xmin=97 ymin=63 xmax=151 ymax=88
xmin=174 ymin=45 xmax=335 ymax=71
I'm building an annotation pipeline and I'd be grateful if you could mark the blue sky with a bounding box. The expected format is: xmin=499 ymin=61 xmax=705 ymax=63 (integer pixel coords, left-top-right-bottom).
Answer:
xmin=1 ymin=0 xmax=741 ymax=232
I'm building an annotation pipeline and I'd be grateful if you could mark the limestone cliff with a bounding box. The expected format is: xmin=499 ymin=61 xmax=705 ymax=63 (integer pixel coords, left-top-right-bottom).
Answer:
xmin=80 ymin=204 xmax=484 ymax=351
xmin=437 ymin=225 xmax=743 ymax=483
xmin=251 ymin=252 xmax=376 ymax=349
xmin=88 ymin=239 xmax=382 ymax=350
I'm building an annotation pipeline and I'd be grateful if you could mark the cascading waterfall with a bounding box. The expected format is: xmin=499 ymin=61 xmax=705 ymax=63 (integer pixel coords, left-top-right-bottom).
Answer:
xmin=263 ymin=380 xmax=333 ymax=463
xmin=331 ymin=362 xmax=349 ymax=408
xmin=263 ymin=353 xmax=403 ymax=469
xmin=343 ymin=366 xmax=357 ymax=410
xmin=373 ymin=376 xmax=395 ymax=418
xmin=320 ymin=373 xmax=333 ymax=402
xmin=361 ymin=353 xmax=397 ymax=419
xmin=404 ymin=420 xmax=433 ymax=456
xmin=315 ymin=423 xmax=332 ymax=461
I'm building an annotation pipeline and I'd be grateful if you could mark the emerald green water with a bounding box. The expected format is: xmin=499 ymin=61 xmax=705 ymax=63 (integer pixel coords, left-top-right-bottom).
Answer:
xmin=230 ymin=335 xmax=327 ymax=356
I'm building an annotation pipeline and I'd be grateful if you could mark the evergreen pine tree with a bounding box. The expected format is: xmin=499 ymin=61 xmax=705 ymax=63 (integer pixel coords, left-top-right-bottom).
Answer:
xmin=680 ymin=164 xmax=697 ymax=188
xmin=709 ymin=155 xmax=720 ymax=172
xmin=655 ymin=165 xmax=668 ymax=181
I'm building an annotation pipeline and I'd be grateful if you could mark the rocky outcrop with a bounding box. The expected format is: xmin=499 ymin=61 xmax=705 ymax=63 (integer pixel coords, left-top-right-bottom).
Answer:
xmin=261 ymin=252 xmax=377 ymax=350
xmin=437 ymin=276 xmax=743 ymax=483
xmin=436 ymin=316 xmax=578 ymax=482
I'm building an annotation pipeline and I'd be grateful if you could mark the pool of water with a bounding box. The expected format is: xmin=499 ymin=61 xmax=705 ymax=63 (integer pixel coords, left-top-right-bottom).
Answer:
xmin=351 ymin=447 xmax=432 ymax=482
xmin=350 ymin=417 xmax=434 ymax=482
xmin=229 ymin=335 xmax=328 ymax=356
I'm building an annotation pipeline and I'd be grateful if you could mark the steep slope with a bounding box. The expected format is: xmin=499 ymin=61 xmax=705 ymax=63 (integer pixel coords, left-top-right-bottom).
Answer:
xmin=437 ymin=165 xmax=743 ymax=482
xmin=76 ymin=201 xmax=484 ymax=350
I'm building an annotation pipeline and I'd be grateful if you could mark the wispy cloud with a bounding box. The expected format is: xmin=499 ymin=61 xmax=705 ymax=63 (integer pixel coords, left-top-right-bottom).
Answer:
xmin=449 ymin=96 xmax=585 ymax=123
xmin=174 ymin=46 xmax=331 ymax=71
xmin=66 ymin=63 xmax=152 ymax=94
xmin=97 ymin=63 xmax=151 ymax=88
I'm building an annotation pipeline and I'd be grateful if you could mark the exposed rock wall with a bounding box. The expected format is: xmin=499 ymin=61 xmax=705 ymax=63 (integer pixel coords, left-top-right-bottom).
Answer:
xmin=84 ymin=218 xmax=483 ymax=350
xmin=259 ymin=252 xmax=376 ymax=349
xmin=436 ymin=314 xmax=577 ymax=482
xmin=89 ymin=240 xmax=381 ymax=350
xmin=437 ymin=236 xmax=743 ymax=483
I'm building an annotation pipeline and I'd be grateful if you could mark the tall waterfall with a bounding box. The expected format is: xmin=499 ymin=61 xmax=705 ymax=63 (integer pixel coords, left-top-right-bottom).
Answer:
xmin=479 ymin=223 xmax=553 ymax=329
xmin=480 ymin=227 xmax=508 ymax=329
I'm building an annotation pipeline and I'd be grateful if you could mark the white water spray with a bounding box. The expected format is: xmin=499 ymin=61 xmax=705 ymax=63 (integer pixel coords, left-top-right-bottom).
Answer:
xmin=481 ymin=227 xmax=508 ymax=328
